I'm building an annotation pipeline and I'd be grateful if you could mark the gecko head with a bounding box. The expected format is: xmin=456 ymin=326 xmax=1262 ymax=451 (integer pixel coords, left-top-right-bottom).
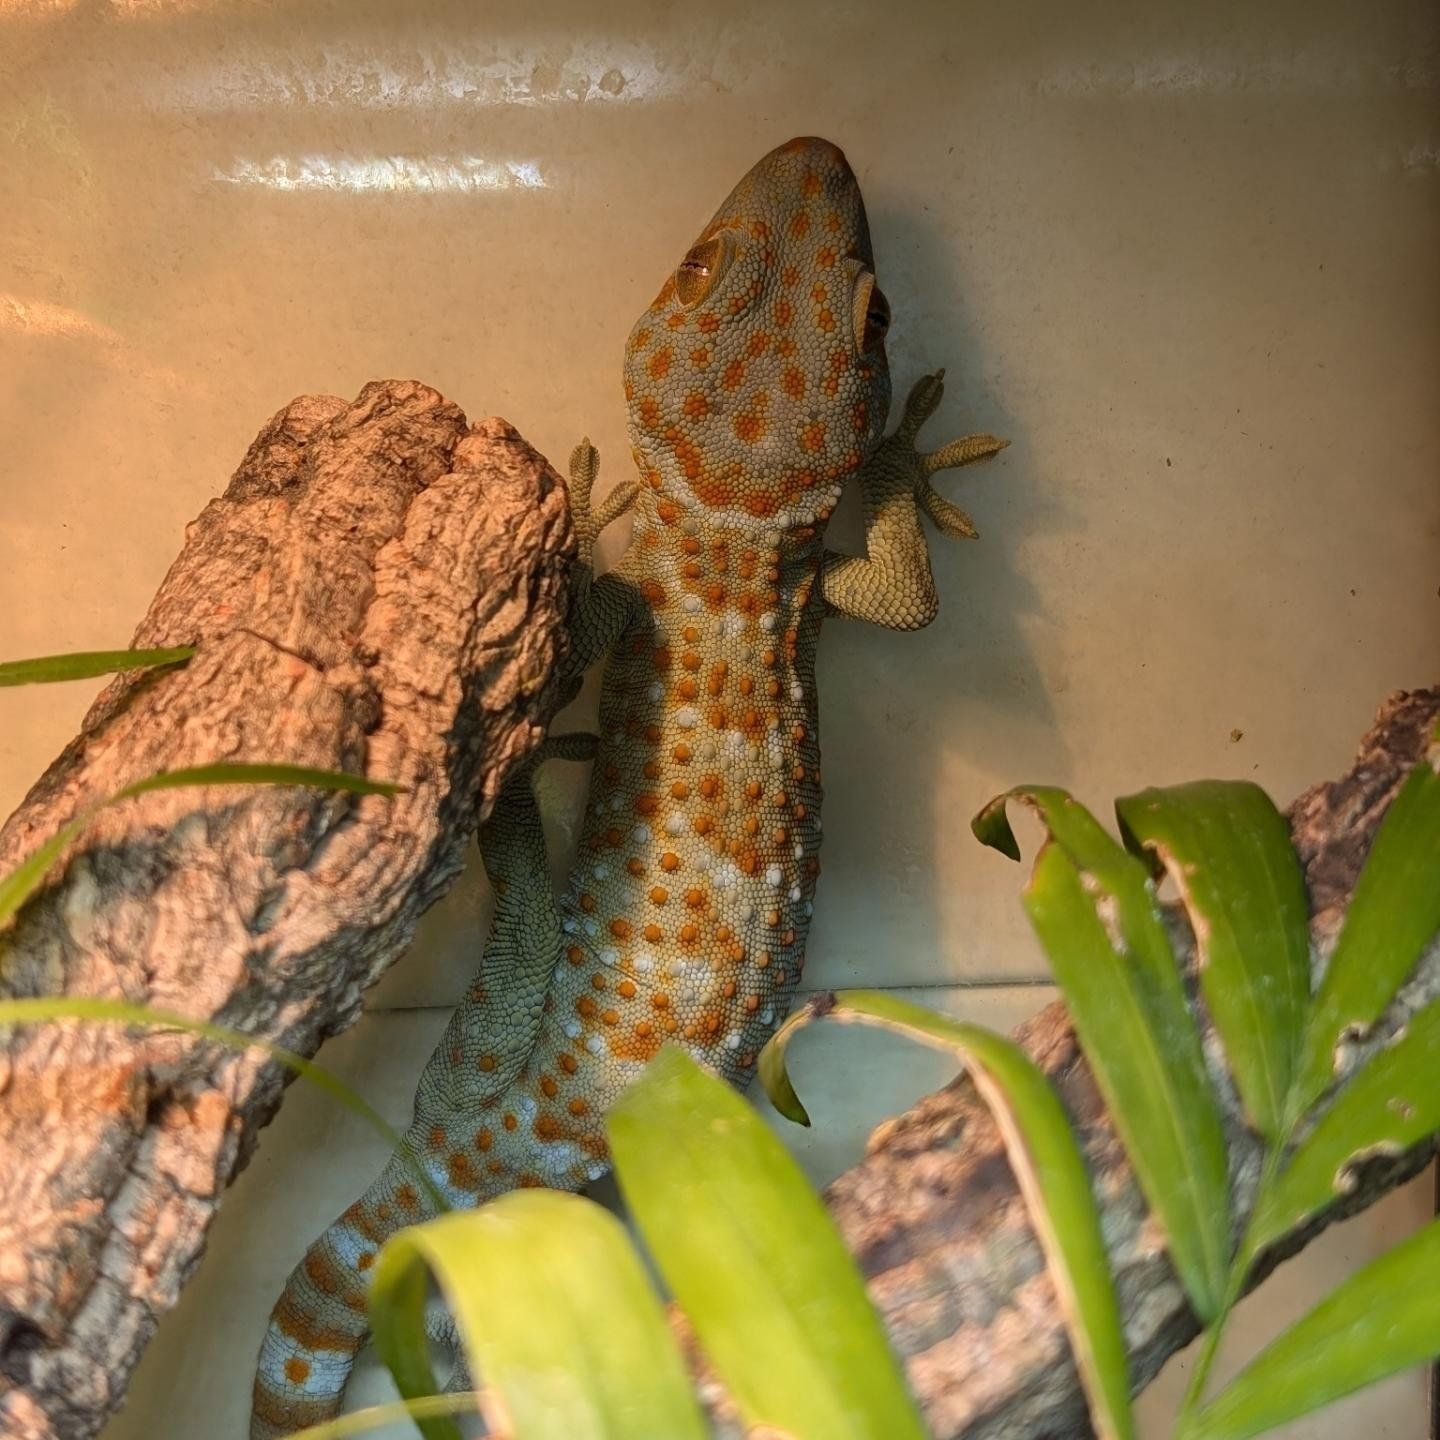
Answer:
xmin=623 ymin=136 xmax=892 ymax=532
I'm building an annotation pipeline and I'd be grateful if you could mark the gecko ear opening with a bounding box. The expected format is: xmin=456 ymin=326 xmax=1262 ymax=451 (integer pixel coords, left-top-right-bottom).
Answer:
xmin=853 ymin=271 xmax=890 ymax=354
xmin=675 ymin=233 xmax=732 ymax=308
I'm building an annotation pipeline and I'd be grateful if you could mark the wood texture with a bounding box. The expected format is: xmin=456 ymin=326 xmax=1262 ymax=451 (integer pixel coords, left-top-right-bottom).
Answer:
xmin=0 ymin=381 xmax=574 ymax=1440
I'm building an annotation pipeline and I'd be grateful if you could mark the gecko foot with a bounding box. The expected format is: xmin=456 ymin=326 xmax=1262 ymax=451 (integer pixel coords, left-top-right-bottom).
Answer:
xmin=568 ymin=438 xmax=638 ymax=568
xmin=897 ymin=372 xmax=1008 ymax=540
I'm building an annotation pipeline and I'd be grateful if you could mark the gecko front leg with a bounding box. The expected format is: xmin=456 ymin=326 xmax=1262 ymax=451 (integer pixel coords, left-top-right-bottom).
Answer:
xmin=821 ymin=370 xmax=1007 ymax=630
xmin=564 ymin=440 xmax=642 ymax=682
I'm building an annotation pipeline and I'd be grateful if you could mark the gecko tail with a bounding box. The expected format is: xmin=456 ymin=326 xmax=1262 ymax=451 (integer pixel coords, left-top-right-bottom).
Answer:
xmin=249 ymin=1153 xmax=441 ymax=1439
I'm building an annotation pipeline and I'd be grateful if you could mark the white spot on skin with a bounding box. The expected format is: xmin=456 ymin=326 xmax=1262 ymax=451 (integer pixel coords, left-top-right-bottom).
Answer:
xmin=789 ymin=885 xmax=802 ymax=901
xmin=584 ymin=919 xmax=599 ymax=937
xmin=564 ymin=1020 xmax=582 ymax=1038
xmin=724 ymin=1032 xmax=741 ymax=1049
xmin=761 ymin=1008 xmax=775 ymax=1025
xmin=765 ymin=864 xmax=783 ymax=886
xmin=518 ymin=1096 xmax=538 ymax=1120
xmin=790 ymin=683 xmax=804 ymax=701
xmin=665 ymin=813 xmax=687 ymax=835
xmin=593 ymin=864 xmax=609 ymax=880
xmin=647 ymin=682 xmax=663 ymax=701
xmin=794 ymin=843 xmax=804 ymax=858
xmin=676 ymin=706 xmax=699 ymax=728
xmin=586 ymin=1162 xmax=607 ymax=1181
xmin=633 ymin=824 xmax=652 ymax=843
xmin=682 ymin=594 xmax=701 ymax=613
xmin=634 ymin=952 xmax=654 ymax=972
xmin=563 ymin=918 xmax=578 ymax=933
xmin=600 ymin=947 xmax=619 ymax=966
xmin=759 ymin=612 xmax=777 ymax=632
xmin=586 ymin=1035 xmax=606 ymax=1055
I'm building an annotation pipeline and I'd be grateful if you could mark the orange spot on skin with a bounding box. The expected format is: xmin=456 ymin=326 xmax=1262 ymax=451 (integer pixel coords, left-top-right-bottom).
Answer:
xmin=610 ymin=918 xmax=633 ymax=939
xmin=802 ymin=170 xmax=822 ymax=196
xmin=643 ymin=922 xmax=663 ymax=942
xmin=782 ymin=365 xmax=806 ymax=399
xmin=774 ymin=298 xmax=793 ymax=327
xmin=722 ymin=359 xmax=746 ymax=391
xmin=801 ymin=422 xmax=826 ymax=453
xmin=746 ymin=330 xmax=771 ymax=357
xmin=284 ymin=1357 xmax=312 ymax=1385
xmin=816 ymin=244 xmax=837 ymax=268
xmin=817 ymin=307 xmax=836 ymax=333
xmin=734 ymin=410 xmax=766 ymax=445
xmin=666 ymin=311 xmax=687 ymax=329
xmin=637 ymin=395 xmax=660 ymax=429
xmin=476 ymin=1127 xmax=494 ymax=1150
xmin=697 ymin=311 xmax=720 ymax=333
xmin=660 ymin=851 xmax=680 ymax=871
xmin=789 ymin=210 xmax=811 ymax=238
xmin=559 ymin=1053 xmax=578 ymax=1074
xmin=690 ymin=345 xmax=711 ymax=367
xmin=647 ymin=346 xmax=673 ymax=379
xmin=610 ymin=1029 xmax=662 ymax=1061
xmin=396 ymin=1185 xmax=420 ymax=1212
xmin=448 ymin=1151 xmax=481 ymax=1189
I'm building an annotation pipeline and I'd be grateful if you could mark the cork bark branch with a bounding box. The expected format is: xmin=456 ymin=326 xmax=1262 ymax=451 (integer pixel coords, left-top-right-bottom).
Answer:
xmin=0 ymin=381 xmax=575 ymax=1440
xmin=809 ymin=686 xmax=1440 ymax=1440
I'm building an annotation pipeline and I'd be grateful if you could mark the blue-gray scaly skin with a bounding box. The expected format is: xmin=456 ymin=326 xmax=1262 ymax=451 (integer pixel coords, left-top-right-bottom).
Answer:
xmin=250 ymin=136 xmax=1005 ymax=1438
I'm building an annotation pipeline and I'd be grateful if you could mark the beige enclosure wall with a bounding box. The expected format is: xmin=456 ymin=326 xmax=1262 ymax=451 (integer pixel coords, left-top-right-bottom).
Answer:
xmin=1 ymin=0 xmax=1437 ymax=1435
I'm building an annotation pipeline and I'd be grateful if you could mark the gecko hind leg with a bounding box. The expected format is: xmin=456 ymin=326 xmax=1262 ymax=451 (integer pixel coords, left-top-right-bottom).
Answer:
xmin=249 ymin=739 xmax=592 ymax=1439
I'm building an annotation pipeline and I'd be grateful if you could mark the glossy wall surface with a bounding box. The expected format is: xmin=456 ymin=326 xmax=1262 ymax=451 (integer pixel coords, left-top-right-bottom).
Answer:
xmin=1 ymin=1 xmax=1437 ymax=1436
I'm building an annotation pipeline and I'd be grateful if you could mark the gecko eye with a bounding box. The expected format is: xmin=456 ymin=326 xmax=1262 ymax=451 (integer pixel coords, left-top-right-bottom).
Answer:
xmin=675 ymin=234 xmax=730 ymax=307
xmin=853 ymin=272 xmax=890 ymax=353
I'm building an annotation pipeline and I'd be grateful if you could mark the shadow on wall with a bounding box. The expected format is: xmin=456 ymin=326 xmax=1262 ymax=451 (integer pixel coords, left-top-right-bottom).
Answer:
xmin=815 ymin=198 xmax=1075 ymax=982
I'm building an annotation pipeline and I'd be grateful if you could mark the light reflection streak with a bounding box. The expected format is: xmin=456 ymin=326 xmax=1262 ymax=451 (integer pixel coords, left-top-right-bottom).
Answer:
xmin=0 ymin=293 xmax=180 ymax=384
xmin=212 ymin=154 xmax=547 ymax=193
xmin=145 ymin=43 xmax=679 ymax=113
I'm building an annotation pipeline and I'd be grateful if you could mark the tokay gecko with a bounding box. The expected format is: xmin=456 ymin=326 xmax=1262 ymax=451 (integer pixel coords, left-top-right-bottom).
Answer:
xmin=250 ymin=135 xmax=1006 ymax=1437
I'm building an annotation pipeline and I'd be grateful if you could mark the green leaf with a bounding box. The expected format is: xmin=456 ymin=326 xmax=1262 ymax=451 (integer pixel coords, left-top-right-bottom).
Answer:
xmin=0 ymin=763 xmax=399 ymax=931
xmin=370 ymin=1192 xmax=704 ymax=1440
xmin=0 ymin=996 xmax=415 ymax=1184
xmin=762 ymin=990 xmax=1135 ymax=1440
xmin=1182 ymin=1216 xmax=1440 ymax=1440
xmin=1292 ymin=738 xmax=1440 ymax=1114
xmin=0 ymin=646 xmax=195 ymax=686
xmin=975 ymin=787 xmax=1232 ymax=1321
xmin=608 ymin=1045 xmax=926 ymax=1440
xmin=1115 ymin=781 xmax=1309 ymax=1144
xmin=1249 ymin=996 xmax=1440 ymax=1255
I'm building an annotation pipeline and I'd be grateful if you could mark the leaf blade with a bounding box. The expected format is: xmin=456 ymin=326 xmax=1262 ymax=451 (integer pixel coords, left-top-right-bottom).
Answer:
xmin=1250 ymin=997 xmax=1440 ymax=1254
xmin=607 ymin=1044 xmax=927 ymax=1440
xmin=979 ymin=787 xmax=1232 ymax=1321
xmin=0 ymin=764 xmax=398 ymax=931
xmin=761 ymin=990 xmax=1136 ymax=1440
xmin=370 ymin=1192 xmax=705 ymax=1440
xmin=1184 ymin=1217 xmax=1440 ymax=1440
xmin=1115 ymin=781 xmax=1309 ymax=1143
xmin=1292 ymin=737 xmax=1440 ymax=1114
xmin=0 ymin=646 xmax=195 ymax=686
